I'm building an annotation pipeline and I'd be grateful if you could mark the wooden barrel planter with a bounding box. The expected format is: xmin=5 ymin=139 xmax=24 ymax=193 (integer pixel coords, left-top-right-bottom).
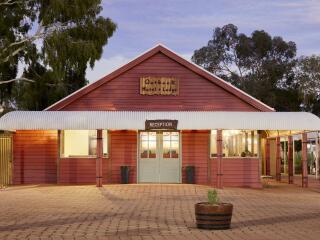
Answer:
xmin=195 ymin=202 xmax=233 ymax=230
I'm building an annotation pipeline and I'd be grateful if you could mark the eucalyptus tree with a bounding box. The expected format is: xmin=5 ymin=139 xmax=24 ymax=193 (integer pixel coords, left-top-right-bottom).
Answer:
xmin=0 ymin=0 xmax=116 ymax=112
xmin=295 ymin=55 xmax=320 ymax=115
xmin=192 ymin=24 xmax=299 ymax=111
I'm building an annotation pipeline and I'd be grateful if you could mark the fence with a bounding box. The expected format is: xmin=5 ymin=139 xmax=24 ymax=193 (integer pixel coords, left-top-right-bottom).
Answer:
xmin=0 ymin=135 xmax=12 ymax=188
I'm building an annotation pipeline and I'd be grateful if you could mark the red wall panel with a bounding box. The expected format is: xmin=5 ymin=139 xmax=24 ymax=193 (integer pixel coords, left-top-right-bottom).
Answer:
xmin=182 ymin=130 xmax=210 ymax=185
xmin=109 ymin=130 xmax=137 ymax=183
xmin=59 ymin=158 xmax=104 ymax=184
xmin=59 ymin=53 xmax=260 ymax=111
xmin=214 ymin=158 xmax=261 ymax=188
xmin=13 ymin=130 xmax=58 ymax=184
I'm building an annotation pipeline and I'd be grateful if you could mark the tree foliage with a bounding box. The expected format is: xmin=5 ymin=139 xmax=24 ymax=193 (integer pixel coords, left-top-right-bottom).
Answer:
xmin=0 ymin=0 xmax=116 ymax=112
xmin=294 ymin=55 xmax=320 ymax=115
xmin=192 ymin=24 xmax=303 ymax=111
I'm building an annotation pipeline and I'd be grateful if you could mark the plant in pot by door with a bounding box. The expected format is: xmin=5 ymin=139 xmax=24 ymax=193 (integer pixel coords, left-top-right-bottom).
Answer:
xmin=195 ymin=189 xmax=233 ymax=230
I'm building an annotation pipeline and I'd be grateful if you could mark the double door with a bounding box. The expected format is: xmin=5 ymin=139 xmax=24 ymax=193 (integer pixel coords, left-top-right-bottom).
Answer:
xmin=138 ymin=131 xmax=180 ymax=183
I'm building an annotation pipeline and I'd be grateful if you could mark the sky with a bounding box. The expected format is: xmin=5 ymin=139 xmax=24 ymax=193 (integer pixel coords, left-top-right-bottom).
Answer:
xmin=86 ymin=0 xmax=320 ymax=82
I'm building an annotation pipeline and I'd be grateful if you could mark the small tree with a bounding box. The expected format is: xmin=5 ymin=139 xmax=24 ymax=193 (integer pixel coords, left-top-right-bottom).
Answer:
xmin=208 ymin=189 xmax=219 ymax=205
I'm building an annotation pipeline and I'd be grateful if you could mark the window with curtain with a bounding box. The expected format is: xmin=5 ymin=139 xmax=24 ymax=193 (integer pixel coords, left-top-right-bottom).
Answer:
xmin=60 ymin=130 xmax=108 ymax=158
xmin=210 ymin=130 xmax=258 ymax=158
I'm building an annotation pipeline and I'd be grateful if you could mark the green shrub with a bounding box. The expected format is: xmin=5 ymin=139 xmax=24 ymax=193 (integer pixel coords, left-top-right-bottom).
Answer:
xmin=208 ymin=189 xmax=219 ymax=205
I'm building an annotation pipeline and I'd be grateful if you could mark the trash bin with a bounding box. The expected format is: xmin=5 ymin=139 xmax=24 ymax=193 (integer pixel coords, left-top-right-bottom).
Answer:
xmin=186 ymin=166 xmax=195 ymax=184
xmin=120 ymin=166 xmax=130 ymax=184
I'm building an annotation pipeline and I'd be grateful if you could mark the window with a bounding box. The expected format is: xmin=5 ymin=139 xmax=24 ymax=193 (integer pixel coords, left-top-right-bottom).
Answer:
xmin=306 ymin=132 xmax=317 ymax=175
xmin=293 ymin=134 xmax=302 ymax=174
xmin=280 ymin=137 xmax=288 ymax=174
xmin=140 ymin=132 xmax=157 ymax=158
xmin=103 ymin=130 xmax=108 ymax=157
xmin=163 ymin=132 xmax=179 ymax=158
xmin=210 ymin=130 xmax=217 ymax=157
xmin=60 ymin=130 xmax=108 ymax=158
xmin=210 ymin=130 xmax=258 ymax=158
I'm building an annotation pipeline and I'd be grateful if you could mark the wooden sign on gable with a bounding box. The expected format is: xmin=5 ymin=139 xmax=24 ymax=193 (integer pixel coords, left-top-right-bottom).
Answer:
xmin=140 ymin=77 xmax=179 ymax=95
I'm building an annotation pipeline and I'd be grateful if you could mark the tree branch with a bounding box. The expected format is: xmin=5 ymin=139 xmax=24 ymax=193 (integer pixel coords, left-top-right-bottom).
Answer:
xmin=1 ymin=45 xmax=26 ymax=63
xmin=0 ymin=77 xmax=35 ymax=84
xmin=0 ymin=20 xmax=77 ymax=64
xmin=0 ymin=0 xmax=31 ymax=6
xmin=0 ymin=77 xmax=56 ymax=87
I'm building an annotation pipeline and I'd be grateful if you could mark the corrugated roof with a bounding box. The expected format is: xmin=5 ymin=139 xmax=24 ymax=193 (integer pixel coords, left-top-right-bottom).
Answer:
xmin=0 ymin=111 xmax=319 ymax=131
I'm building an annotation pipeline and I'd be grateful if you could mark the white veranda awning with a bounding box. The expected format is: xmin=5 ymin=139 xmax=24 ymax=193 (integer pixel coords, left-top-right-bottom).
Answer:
xmin=0 ymin=111 xmax=319 ymax=131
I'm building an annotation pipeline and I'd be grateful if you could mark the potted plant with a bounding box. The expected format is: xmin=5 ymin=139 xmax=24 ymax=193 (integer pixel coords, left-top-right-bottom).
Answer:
xmin=195 ymin=189 xmax=233 ymax=230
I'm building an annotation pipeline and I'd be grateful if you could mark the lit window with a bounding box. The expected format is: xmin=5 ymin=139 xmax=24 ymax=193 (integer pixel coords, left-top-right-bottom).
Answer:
xmin=163 ymin=132 xmax=179 ymax=158
xmin=210 ymin=130 xmax=258 ymax=158
xmin=60 ymin=130 xmax=96 ymax=157
xmin=223 ymin=130 xmax=258 ymax=157
xmin=103 ymin=130 xmax=108 ymax=157
xmin=140 ymin=132 xmax=157 ymax=158
xmin=60 ymin=130 xmax=108 ymax=158
xmin=210 ymin=130 xmax=217 ymax=157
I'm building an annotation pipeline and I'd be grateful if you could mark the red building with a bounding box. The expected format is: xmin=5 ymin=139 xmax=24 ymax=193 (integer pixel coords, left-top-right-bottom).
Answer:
xmin=1 ymin=44 xmax=319 ymax=188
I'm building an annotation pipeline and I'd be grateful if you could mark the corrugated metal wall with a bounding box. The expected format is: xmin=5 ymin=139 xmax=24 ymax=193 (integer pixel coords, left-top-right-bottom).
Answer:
xmin=0 ymin=135 xmax=12 ymax=187
xmin=13 ymin=130 xmax=58 ymax=184
xmin=55 ymin=52 xmax=260 ymax=112
xmin=182 ymin=130 xmax=210 ymax=185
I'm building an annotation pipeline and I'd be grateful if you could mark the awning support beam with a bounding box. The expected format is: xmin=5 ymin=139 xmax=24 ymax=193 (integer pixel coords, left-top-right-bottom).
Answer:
xmin=302 ymin=132 xmax=308 ymax=188
xmin=288 ymin=136 xmax=293 ymax=184
xmin=96 ymin=129 xmax=103 ymax=187
xmin=216 ymin=130 xmax=223 ymax=189
xmin=316 ymin=132 xmax=319 ymax=180
xmin=57 ymin=130 xmax=61 ymax=184
xmin=276 ymin=136 xmax=281 ymax=182
xmin=265 ymin=139 xmax=270 ymax=175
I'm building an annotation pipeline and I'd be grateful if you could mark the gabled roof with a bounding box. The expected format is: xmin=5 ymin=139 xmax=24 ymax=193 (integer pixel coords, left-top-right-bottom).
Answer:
xmin=45 ymin=44 xmax=275 ymax=111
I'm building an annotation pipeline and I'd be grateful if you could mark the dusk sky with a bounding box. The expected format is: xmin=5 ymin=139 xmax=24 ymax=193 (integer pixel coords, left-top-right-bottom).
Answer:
xmin=86 ymin=0 xmax=320 ymax=82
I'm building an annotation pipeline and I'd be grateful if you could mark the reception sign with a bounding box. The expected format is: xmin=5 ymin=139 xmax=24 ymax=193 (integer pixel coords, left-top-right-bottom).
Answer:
xmin=145 ymin=120 xmax=178 ymax=130
xmin=140 ymin=77 xmax=179 ymax=95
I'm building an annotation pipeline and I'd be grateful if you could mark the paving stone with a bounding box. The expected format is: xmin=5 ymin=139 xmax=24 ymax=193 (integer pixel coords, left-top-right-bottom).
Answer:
xmin=0 ymin=183 xmax=319 ymax=239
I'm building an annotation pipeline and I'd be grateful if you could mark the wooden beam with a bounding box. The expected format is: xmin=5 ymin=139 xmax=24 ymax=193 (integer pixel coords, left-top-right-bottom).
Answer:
xmin=302 ymin=132 xmax=308 ymax=188
xmin=96 ymin=130 xmax=103 ymax=187
xmin=216 ymin=130 xmax=223 ymax=189
xmin=257 ymin=133 xmax=262 ymax=183
xmin=276 ymin=136 xmax=281 ymax=182
xmin=57 ymin=130 xmax=61 ymax=184
xmin=316 ymin=132 xmax=319 ymax=180
xmin=251 ymin=131 xmax=254 ymax=156
xmin=265 ymin=139 xmax=270 ymax=175
xmin=207 ymin=132 xmax=212 ymax=185
xmin=288 ymin=136 xmax=293 ymax=184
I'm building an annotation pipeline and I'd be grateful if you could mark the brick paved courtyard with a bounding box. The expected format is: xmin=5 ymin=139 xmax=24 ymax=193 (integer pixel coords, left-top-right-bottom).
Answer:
xmin=0 ymin=183 xmax=320 ymax=240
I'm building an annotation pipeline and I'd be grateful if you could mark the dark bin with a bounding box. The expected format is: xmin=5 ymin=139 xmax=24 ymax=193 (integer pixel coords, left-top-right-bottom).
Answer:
xmin=120 ymin=166 xmax=130 ymax=184
xmin=186 ymin=166 xmax=195 ymax=184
